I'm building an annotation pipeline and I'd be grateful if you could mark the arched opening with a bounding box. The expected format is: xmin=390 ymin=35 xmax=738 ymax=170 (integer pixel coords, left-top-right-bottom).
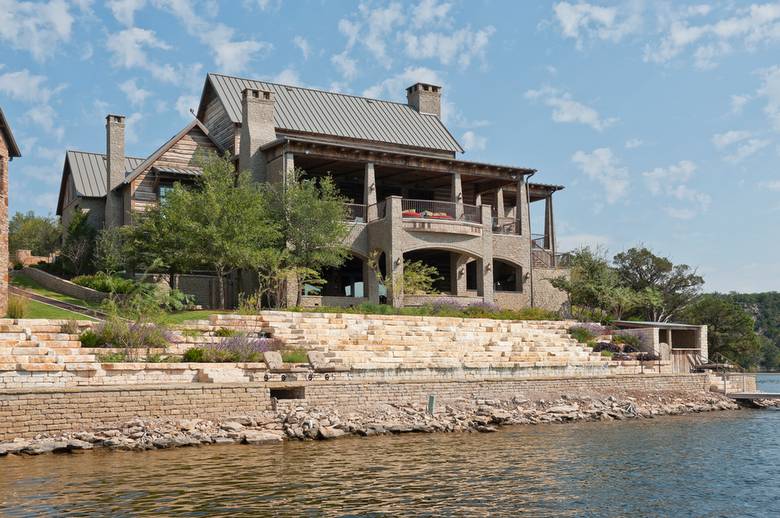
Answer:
xmin=493 ymin=259 xmax=522 ymax=292
xmin=304 ymin=255 xmax=365 ymax=299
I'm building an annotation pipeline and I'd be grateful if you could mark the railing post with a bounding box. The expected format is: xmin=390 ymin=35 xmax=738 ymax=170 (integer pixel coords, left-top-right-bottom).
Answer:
xmin=365 ymin=162 xmax=377 ymax=221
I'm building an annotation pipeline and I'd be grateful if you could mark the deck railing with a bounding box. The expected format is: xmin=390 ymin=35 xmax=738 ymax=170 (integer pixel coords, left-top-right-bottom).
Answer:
xmin=492 ymin=217 xmax=521 ymax=235
xmin=400 ymin=198 xmax=481 ymax=224
xmin=345 ymin=203 xmax=367 ymax=223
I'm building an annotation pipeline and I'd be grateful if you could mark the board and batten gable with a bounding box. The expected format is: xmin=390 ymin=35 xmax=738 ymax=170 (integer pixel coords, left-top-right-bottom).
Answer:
xmin=200 ymin=83 xmax=237 ymax=155
xmin=130 ymin=124 xmax=219 ymax=214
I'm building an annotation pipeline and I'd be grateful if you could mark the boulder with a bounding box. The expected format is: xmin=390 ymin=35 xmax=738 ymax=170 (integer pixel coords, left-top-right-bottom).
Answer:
xmin=243 ymin=430 xmax=283 ymax=444
xmin=264 ymin=351 xmax=284 ymax=370
xmin=67 ymin=439 xmax=94 ymax=451
xmin=220 ymin=421 xmax=244 ymax=432
xmin=318 ymin=426 xmax=346 ymax=440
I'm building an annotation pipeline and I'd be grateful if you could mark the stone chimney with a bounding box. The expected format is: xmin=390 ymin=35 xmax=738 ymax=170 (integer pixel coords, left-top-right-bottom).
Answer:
xmin=104 ymin=114 xmax=125 ymax=228
xmin=406 ymin=83 xmax=442 ymax=118
xmin=238 ymin=88 xmax=276 ymax=182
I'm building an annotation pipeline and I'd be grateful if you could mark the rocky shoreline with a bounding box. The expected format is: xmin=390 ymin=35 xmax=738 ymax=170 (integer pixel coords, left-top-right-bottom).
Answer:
xmin=0 ymin=391 xmax=772 ymax=457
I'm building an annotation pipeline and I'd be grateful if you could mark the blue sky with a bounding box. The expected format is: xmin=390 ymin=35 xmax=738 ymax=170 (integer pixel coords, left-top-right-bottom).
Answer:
xmin=1 ymin=0 xmax=779 ymax=293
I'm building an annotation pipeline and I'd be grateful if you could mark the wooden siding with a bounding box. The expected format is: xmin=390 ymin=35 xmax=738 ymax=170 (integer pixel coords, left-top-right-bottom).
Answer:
xmin=131 ymin=126 xmax=218 ymax=212
xmin=203 ymin=96 xmax=235 ymax=155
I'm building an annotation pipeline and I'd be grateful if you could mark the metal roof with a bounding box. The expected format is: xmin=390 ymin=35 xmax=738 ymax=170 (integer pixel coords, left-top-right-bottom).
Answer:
xmin=66 ymin=150 xmax=144 ymax=198
xmin=204 ymin=73 xmax=464 ymax=154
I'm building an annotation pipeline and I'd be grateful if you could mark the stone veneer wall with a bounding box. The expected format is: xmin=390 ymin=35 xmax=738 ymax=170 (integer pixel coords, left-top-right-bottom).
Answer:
xmin=532 ymin=267 xmax=570 ymax=313
xmin=0 ymin=373 xmax=708 ymax=440
xmin=19 ymin=267 xmax=107 ymax=303
xmin=0 ymin=133 xmax=8 ymax=315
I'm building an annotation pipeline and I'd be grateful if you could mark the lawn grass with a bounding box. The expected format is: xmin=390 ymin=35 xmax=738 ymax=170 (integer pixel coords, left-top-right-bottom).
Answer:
xmin=159 ymin=309 xmax=231 ymax=325
xmin=11 ymin=273 xmax=101 ymax=309
xmin=23 ymin=299 xmax=96 ymax=320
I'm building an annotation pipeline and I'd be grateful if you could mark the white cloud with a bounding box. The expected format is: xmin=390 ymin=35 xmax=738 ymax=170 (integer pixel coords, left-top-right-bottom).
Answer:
xmin=525 ymin=86 xmax=617 ymax=131
xmin=711 ymin=129 xmax=770 ymax=162
xmin=0 ymin=69 xmax=63 ymax=103
xmin=552 ymin=1 xmax=641 ymax=49
xmin=642 ymin=160 xmax=711 ymax=218
xmin=413 ymin=0 xmax=452 ymax=28
xmin=124 ymin=112 xmax=143 ymax=144
xmin=25 ymin=104 xmax=64 ymax=140
xmin=625 ymin=138 xmax=643 ymax=149
xmin=119 ymin=78 xmax=152 ymax=106
xmin=107 ymin=0 xmax=146 ymax=26
xmin=644 ymin=3 xmax=780 ymax=68
xmin=271 ymin=68 xmax=304 ymax=86
xmin=331 ymin=52 xmax=358 ymax=81
xmin=757 ymin=65 xmax=780 ymax=131
xmin=558 ymin=233 xmax=612 ymax=252
xmin=175 ymin=94 xmax=198 ymax=119
xmin=293 ymin=35 xmax=311 ymax=59
xmin=152 ymin=0 xmax=272 ymax=75
xmin=363 ymin=66 xmax=442 ymax=100
xmin=461 ymin=130 xmax=486 ymax=152
xmin=761 ymin=179 xmax=780 ymax=191
xmin=106 ymin=27 xmax=178 ymax=83
xmin=571 ymin=147 xmax=629 ymax=203
xmin=712 ymin=130 xmax=751 ymax=148
xmin=730 ymin=94 xmax=751 ymax=114
xmin=725 ymin=138 xmax=770 ymax=163
xmin=400 ymin=25 xmax=496 ymax=69
xmin=338 ymin=18 xmax=360 ymax=50
xmin=0 ymin=0 xmax=74 ymax=61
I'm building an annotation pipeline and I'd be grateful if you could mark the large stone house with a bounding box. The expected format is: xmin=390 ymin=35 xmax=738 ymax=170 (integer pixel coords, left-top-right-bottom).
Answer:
xmin=1 ymin=108 xmax=22 ymax=314
xmin=56 ymin=73 xmax=568 ymax=310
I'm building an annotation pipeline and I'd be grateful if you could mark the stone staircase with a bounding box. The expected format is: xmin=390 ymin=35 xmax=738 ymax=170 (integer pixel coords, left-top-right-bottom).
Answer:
xmin=0 ymin=320 xmax=97 ymax=376
xmin=199 ymin=313 xmax=619 ymax=372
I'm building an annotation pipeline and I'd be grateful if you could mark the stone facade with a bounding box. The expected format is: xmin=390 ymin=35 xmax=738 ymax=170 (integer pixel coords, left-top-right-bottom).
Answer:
xmin=0 ymin=374 xmax=709 ymax=441
xmin=0 ymin=109 xmax=20 ymax=316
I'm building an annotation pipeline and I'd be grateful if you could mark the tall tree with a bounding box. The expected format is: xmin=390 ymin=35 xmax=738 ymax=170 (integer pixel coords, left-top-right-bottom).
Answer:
xmin=682 ymin=294 xmax=763 ymax=369
xmin=262 ymin=170 xmax=350 ymax=306
xmin=613 ymin=247 xmax=704 ymax=321
xmin=127 ymin=154 xmax=279 ymax=309
xmin=549 ymin=247 xmax=621 ymax=321
xmin=60 ymin=209 xmax=97 ymax=276
xmin=8 ymin=211 xmax=61 ymax=257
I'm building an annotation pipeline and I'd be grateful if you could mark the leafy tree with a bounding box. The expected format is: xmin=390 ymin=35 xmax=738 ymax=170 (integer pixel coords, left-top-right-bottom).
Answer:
xmin=8 ymin=211 xmax=61 ymax=257
xmin=613 ymin=247 xmax=704 ymax=321
xmin=681 ymin=294 xmax=763 ymax=369
xmin=60 ymin=209 xmax=96 ymax=276
xmin=127 ymin=154 xmax=279 ymax=309
xmin=402 ymin=260 xmax=443 ymax=295
xmin=550 ymin=247 xmax=620 ymax=321
xmin=718 ymin=292 xmax=780 ymax=371
xmin=262 ymin=169 xmax=349 ymax=306
xmin=93 ymin=227 xmax=125 ymax=274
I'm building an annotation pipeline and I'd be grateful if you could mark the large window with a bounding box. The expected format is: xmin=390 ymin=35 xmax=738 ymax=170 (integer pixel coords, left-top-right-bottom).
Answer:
xmin=158 ymin=183 xmax=174 ymax=203
xmin=493 ymin=260 xmax=521 ymax=292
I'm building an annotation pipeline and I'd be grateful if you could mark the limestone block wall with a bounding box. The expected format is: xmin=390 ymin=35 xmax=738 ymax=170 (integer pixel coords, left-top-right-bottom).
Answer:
xmin=19 ymin=268 xmax=107 ymax=303
xmin=532 ymin=267 xmax=569 ymax=312
xmin=0 ymin=374 xmax=709 ymax=440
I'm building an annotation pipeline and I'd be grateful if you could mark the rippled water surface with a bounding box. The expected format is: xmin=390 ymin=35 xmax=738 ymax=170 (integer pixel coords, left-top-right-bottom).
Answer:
xmin=2 ymin=376 xmax=779 ymax=517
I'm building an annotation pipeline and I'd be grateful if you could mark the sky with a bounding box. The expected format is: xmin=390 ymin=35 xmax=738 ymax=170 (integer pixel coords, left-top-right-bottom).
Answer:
xmin=0 ymin=0 xmax=779 ymax=293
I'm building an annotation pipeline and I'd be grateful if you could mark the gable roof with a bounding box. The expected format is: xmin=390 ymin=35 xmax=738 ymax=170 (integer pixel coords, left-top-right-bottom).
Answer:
xmin=0 ymin=107 xmax=21 ymax=158
xmin=66 ymin=150 xmax=144 ymax=198
xmin=200 ymin=73 xmax=463 ymax=154
xmin=122 ymin=118 xmax=221 ymax=186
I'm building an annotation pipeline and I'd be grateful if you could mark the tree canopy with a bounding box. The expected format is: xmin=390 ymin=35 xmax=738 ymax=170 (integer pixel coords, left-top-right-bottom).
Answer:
xmin=9 ymin=211 xmax=61 ymax=257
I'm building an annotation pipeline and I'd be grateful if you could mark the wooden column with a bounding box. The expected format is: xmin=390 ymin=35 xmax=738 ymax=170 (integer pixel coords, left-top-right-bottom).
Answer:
xmin=496 ymin=187 xmax=504 ymax=218
xmin=544 ymin=194 xmax=555 ymax=253
xmin=451 ymin=172 xmax=463 ymax=218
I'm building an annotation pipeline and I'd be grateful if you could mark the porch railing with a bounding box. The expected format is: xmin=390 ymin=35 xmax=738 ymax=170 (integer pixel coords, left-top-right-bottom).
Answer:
xmin=492 ymin=217 xmax=521 ymax=235
xmin=531 ymin=233 xmax=548 ymax=250
xmin=345 ymin=203 xmax=367 ymax=223
xmin=400 ymin=198 xmax=481 ymax=224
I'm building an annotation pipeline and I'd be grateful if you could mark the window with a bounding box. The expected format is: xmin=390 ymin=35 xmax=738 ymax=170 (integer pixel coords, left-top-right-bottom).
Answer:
xmin=493 ymin=260 xmax=522 ymax=292
xmin=158 ymin=183 xmax=174 ymax=203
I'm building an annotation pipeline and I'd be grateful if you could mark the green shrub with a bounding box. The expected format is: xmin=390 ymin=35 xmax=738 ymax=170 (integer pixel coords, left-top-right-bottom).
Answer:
xmin=72 ymin=272 xmax=136 ymax=294
xmin=62 ymin=320 xmax=80 ymax=334
xmin=182 ymin=347 xmax=205 ymax=362
xmin=601 ymin=350 xmax=614 ymax=357
xmin=214 ymin=327 xmax=237 ymax=337
xmin=6 ymin=294 xmax=28 ymax=318
xmin=98 ymin=352 xmax=127 ymax=363
xmin=290 ymin=302 xmax=561 ymax=321
xmin=181 ymin=329 xmax=203 ymax=338
xmin=79 ymin=329 xmax=104 ymax=348
xmin=281 ymin=349 xmax=308 ymax=364
xmin=569 ymin=326 xmax=596 ymax=344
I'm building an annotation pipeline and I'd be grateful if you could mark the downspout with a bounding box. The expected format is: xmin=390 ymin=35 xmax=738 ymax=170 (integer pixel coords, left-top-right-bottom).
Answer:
xmin=525 ymin=171 xmax=536 ymax=308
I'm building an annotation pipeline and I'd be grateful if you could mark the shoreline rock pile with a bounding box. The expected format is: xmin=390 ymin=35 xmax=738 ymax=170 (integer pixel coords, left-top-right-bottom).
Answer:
xmin=0 ymin=391 xmax=759 ymax=458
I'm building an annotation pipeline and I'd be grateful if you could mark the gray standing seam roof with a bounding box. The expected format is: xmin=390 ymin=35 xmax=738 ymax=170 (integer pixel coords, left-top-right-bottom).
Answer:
xmin=66 ymin=150 xmax=144 ymax=198
xmin=207 ymin=73 xmax=464 ymax=153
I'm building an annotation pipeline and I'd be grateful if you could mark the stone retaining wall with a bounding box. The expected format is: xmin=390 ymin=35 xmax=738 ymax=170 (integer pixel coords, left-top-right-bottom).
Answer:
xmin=0 ymin=373 xmax=708 ymax=440
xmin=18 ymin=268 xmax=107 ymax=303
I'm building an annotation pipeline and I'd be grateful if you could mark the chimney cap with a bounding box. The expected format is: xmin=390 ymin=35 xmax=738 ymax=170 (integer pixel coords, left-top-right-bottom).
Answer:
xmin=241 ymin=88 xmax=274 ymax=101
xmin=406 ymin=82 xmax=442 ymax=94
xmin=106 ymin=114 xmax=126 ymax=123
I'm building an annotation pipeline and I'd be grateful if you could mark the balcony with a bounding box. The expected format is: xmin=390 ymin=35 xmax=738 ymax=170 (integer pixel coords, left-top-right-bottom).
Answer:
xmin=492 ymin=217 xmax=521 ymax=235
xmin=400 ymin=198 xmax=482 ymax=224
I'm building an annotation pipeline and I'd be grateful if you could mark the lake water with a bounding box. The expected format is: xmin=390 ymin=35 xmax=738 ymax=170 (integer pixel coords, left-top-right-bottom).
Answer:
xmin=2 ymin=375 xmax=779 ymax=517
